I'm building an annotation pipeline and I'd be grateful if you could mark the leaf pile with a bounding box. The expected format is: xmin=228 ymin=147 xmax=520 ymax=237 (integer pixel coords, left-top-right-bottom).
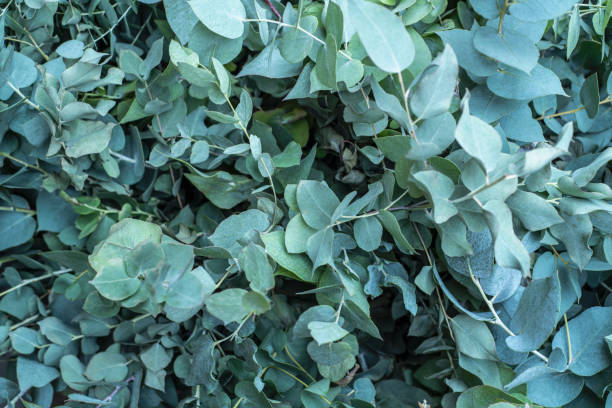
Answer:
xmin=1 ymin=0 xmax=612 ymax=407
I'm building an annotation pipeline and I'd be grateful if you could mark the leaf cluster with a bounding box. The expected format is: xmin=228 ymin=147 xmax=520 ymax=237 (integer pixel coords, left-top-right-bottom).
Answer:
xmin=0 ymin=0 xmax=611 ymax=407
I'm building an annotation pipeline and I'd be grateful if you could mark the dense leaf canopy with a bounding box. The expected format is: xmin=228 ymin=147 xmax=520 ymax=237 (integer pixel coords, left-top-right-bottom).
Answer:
xmin=0 ymin=0 xmax=611 ymax=407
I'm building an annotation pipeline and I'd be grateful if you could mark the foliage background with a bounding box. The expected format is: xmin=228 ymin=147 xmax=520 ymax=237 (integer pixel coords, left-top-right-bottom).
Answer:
xmin=0 ymin=0 xmax=611 ymax=407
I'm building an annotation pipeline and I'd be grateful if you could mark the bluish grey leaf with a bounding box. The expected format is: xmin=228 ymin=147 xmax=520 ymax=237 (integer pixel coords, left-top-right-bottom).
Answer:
xmin=506 ymin=190 xmax=563 ymax=231
xmin=438 ymin=29 xmax=498 ymax=77
xmin=487 ymin=64 xmax=567 ymax=100
xmin=413 ymin=170 xmax=457 ymax=224
xmin=506 ymin=275 xmax=560 ymax=352
xmin=450 ymin=315 xmax=497 ymax=360
xmin=406 ymin=112 xmax=456 ymax=160
xmin=347 ymin=0 xmax=414 ymax=73
xmin=410 ymin=45 xmax=458 ymax=120
xmin=482 ymin=200 xmax=530 ymax=276
xmin=505 ymin=364 xmax=584 ymax=407
xmin=455 ymin=96 xmax=502 ymax=173
xmin=238 ymin=44 xmax=302 ymax=79
xmin=552 ymin=306 xmax=612 ymax=376
xmin=189 ymin=0 xmax=245 ymax=39
xmin=468 ymin=85 xmax=521 ymax=123
xmin=56 ymin=40 xmax=84 ymax=59
xmin=509 ymin=0 xmax=579 ymax=23
xmin=306 ymin=228 xmax=334 ymax=270
xmin=473 ymin=26 xmax=538 ymax=74
xmin=549 ymin=213 xmax=592 ymax=270
xmin=17 ymin=358 xmax=59 ymax=392
xmin=164 ymin=0 xmax=199 ymax=44
xmin=297 ymin=180 xmax=340 ymax=229
xmin=499 ymin=104 xmax=544 ymax=144
xmin=354 ymin=217 xmax=382 ymax=252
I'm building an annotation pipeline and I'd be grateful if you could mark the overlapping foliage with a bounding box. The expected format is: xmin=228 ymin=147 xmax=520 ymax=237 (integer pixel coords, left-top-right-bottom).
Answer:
xmin=0 ymin=0 xmax=611 ymax=407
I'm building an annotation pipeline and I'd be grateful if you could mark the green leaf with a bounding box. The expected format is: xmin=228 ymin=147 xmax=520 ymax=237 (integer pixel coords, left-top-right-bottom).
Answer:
xmin=185 ymin=171 xmax=259 ymax=209
xmin=307 ymin=340 xmax=353 ymax=366
xmin=506 ymin=274 xmax=560 ymax=353
xmin=354 ymin=217 xmax=382 ymax=252
xmin=438 ymin=29 xmax=497 ymax=77
xmin=409 ymin=44 xmax=458 ymax=120
xmin=306 ymin=228 xmax=335 ymax=270
xmin=507 ymin=190 xmax=563 ymax=231
xmin=188 ymin=0 xmax=245 ymax=39
xmin=57 ymin=40 xmax=85 ymax=59
xmin=84 ymin=351 xmax=128 ymax=383
xmin=413 ymin=170 xmax=457 ymax=224
xmin=91 ymin=258 xmax=141 ymax=301
xmin=348 ymin=0 xmax=415 ymax=73
xmin=165 ymin=268 xmax=209 ymax=309
xmin=483 ymin=200 xmax=530 ymax=276
xmin=376 ymin=210 xmax=415 ymax=254
xmin=456 ymin=385 xmax=524 ymax=408
xmin=296 ymin=180 xmax=340 ymax=229
xmin=60 ymin=355 xmax=89 ymax=392
xmin=445 ymin=229 xmax=493 ymax=278
xmin=315 ymin=35 xmax=337 ymax=89
xmin=407 ymin=113 xmax=456 ymax=160
xmin=285 ymin=214 xmax=316 ymax=254
xmin=468 ymin=0 xmax=504 ymax=19
xmin=455 ymin=96 xmax=502 ymax=173
xmin=473 ymin=26 xmax=538 ymax=74
xmin=164 ymin=0 xmax=199 ymax=44
xmin=205 ymin=288 xmax=248 ymax=324
xmin=450 ymin=315 xmax=497 ymax=360
xmin=239 ymin=244 xmax=275 ymax=292
xmin=308 ymin=322 xmax=349 ymax=345
xmin=261 ymin=231 xmax=315 ymax=282
xmin=209 ymin=209 xmax=269 ymax=256
xmin=370 ymin=78 xmax=411 ymax=131
xmin=0 ymin=204 xmax=36 ymax=251
xmin=487 ymin=64 xmax=566 ymax=100
xmin=580 ymin=73 xmax=600 ymax=119
xmin=279 ymin=14 xmax=317 ymax=64
xmin=38 ymin=317 xmax=78 ymax=346
xmin=140 ymin=343 xmax=172 ymax=372
xmin=566 ymin=5 xmax=580 ymax=59
xmin=549 ymin=214 xmax=593 ymax=270
xmin=63 ymin=120 xmax=115 ymax=158
xmin=571 ymin=147 xmax=612 ymax=187
xmin=509 ymin=0 xmax=579 ymax=23
xmin=237 ymin=44 xmax=302 ymax=79
xmin=242 ymin=290 xmax=271 ymax=315
xmin=17 ymin=358 xmax=59 ymax=392
xmin=190 ymin=140 xmax=210 ymax=163
xmin=10 ymin=327 xmax=41 ymax=354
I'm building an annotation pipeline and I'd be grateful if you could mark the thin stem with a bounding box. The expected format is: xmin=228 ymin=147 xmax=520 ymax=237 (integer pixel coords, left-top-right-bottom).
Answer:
xmin=88 ymin=5 xmax=132 ymax=47
xmin=537 ymin=96 xmax=612 ymax=120
xmin=396 ymin=72 xmax=417 ymax=138
xmin=6 ymin=14 xmax=49 ymax=61
xmin=284 ymin=346 xmax=316 ymax=382
xmin=0 ymin=206 xmax=36 ymax=215
xmin=498 ymin=0 xmax=509 ymax=34
xmin=10 ymin=314 xmax=39 ymax=331
xmin=0 ymin=269 xmax=72 ymax=299
xmin=221 ymin=93 xmax=279 ymax=228
xmin=563 ymin=313 xmax=572 ymax=363
xmin=1 ymin=152 xmax=49 ymax=175
xmin=415 ymin=223 xmax=455 ymax=342
xmin=242 ymin=18 xmax=351 ymax=60
xmin=467 ymin=259 xmax=549 ymax=363
xmin=4 ymin=81 xmax=41 ymax=111
xmin=452 ymin=175 xmax=516 ymax=204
